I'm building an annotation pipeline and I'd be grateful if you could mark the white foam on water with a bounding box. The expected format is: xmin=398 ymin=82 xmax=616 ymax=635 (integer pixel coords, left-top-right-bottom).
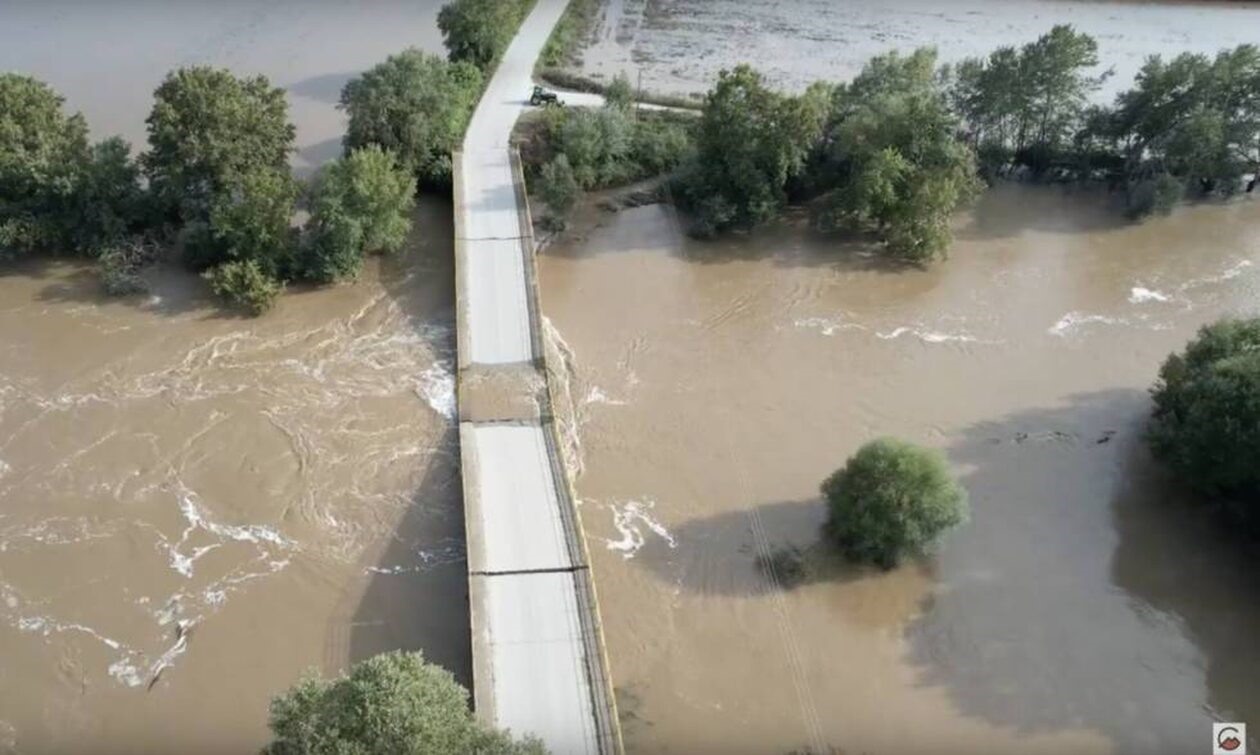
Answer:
xmin=794 ymin=316 xmax=866 ymax=336
xmin=584 ymin=386 xmax=627 ymax=406
xmin=877 ymin=326 xmax=981 ymax=344
xmin=1049 ymin=312 xmax=1127 ymax=337
xmin=605 ymin=499 xmax=677 ymax=559
xmin=1128 ymin=286 xmax=1171 ymax=303
xmin=108 ymin=659 xmax=144 ymax=688
xmin=418 ymin=361 xmax=456 ymax=421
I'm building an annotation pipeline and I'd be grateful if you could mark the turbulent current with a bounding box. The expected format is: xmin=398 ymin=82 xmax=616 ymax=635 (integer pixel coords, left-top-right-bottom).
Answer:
xmin=0 ymin=3 xmax=461 ymax=752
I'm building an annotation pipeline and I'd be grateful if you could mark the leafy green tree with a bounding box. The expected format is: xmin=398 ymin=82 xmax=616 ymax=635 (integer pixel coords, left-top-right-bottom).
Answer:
xmin=552 ymin=106 xmax=633 ymax=188
xmin=1100 ymin=45 xmax=1260 ymax=197
xmin=812 ymin=49 xmax=979 ymax=261
xmin=185 ymin=167 xmax=298 ymax=272
xmin=822 ymin=438 xmax=968 ymax=568
xmin=340 ymin=49 xmax=483 ymax=186
xmin=604 ymin=73 xmax=634 ymax=111
xmin=537 ymin=154 xmax=580 ymax=223
xmin=678 ymin=66 xmax=827 ymax=236
xmin=299 ymin=146 xmax=416 ymax=282
xmin=143 ymin=66 xmax=295 ymax=222
xmin=1149 ymin=318 xmax=1260 ymax=532
xmin=265 ymin=651 xmax=545 ymax=755
xmin=97 ymin=235 xmax=159 ymax=296
xmin=437 ymin=0 xmax=528 ymax=71
xmin=951 ymin=26 xmax=1100 ymax=172
xmin=205 ymin=258 xmax=283 ymax=315
xmin=71 ymin=137 xmax=150 ymax=252
xmin=0 ymin=73 xmax=91 ymax=257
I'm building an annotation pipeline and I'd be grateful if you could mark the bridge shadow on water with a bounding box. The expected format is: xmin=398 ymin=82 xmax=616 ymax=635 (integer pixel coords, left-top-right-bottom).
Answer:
xmin=327 ymin=195 xmax=473 ymax=688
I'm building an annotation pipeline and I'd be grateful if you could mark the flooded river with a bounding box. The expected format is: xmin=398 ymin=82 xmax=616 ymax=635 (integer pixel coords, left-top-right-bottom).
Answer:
xmin=540 ymin=185 xmax=1260 ymax=754
xmin=577 ymin=0 xmax=1260 ymax=99
xmin=0 ymin=3 xmax=462 ymax=753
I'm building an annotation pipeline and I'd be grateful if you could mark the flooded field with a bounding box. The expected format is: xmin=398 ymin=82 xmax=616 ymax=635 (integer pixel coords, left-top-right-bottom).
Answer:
xmin=0 ymin=3 xmax=462 ymax=753
xmin=539 ymin=185 xmax=1260 ymax=754
xmin=0 ymin=1 xmax=445 ymax=177
xmin=576 ymin=0 xmax=1260 ymax=99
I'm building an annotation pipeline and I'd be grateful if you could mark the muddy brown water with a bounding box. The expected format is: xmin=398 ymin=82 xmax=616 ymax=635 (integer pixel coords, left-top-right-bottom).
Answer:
xmin=539 ymin=185 xmax=1260 ymax=754
xmin=578 ymin=0 xmax=1260 ymax=100
xmin=0 ymin=3 xmax=464 ymax=753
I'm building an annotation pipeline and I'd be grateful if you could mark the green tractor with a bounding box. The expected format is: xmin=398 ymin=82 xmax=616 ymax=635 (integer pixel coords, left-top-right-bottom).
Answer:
xmin=529 ymin=85 xmax=562 ymax=107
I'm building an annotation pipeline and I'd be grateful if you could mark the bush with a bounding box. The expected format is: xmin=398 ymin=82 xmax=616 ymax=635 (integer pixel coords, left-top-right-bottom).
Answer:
xmin=144 ymin=66 xmax=295 ymax=222
xmin=822 ymin=438 xmax=968 ymax=567
xmin=437 ymin=0 xmax=529 ymax=71
xmin=1149 ymin=318 xmax=1260 ymax=531
xmin=97 ymin=236 xmax=159 ymax=296
xmin=204 ymin=259 xmax=283 ymax=315
xmin=264 ymin=651 xmax=544 ymax=755
xmin=537 ymin=154 xmax=580 ymax=223
xmin=299 ymin=146 xmax=416 ymax=282
xmin=340 ymin=49 xmax=482 ymax=186
xmin=0 ymin=73 xmax=91 ymax=258
xmin=1125 ymin=173 xmax=1184 ymax=219
xmin=604 ymin=73 xmax=634 ymax=111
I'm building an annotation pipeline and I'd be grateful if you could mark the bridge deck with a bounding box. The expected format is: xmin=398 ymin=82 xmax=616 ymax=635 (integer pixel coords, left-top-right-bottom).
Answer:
xmin=452 ymin=1 xmax=621 ymax=753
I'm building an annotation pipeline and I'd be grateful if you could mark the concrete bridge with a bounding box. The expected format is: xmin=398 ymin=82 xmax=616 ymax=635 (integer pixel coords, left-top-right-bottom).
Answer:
xmin=452 ymin=1 xmax=622 ymax=753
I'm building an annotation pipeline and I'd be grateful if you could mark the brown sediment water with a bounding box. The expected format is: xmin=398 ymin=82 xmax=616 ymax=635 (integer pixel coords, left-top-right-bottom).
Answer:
xmin=538 ymin=184 xmax=1260 ymax=754
xmin=578 ymin=0 xmax=1260 ymax=100
xmin=0 ymin=3 xmax=465 ymax=753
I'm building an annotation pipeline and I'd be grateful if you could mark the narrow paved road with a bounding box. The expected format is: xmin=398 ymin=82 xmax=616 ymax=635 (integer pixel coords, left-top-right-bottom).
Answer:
xmin=455 ymin=2 xmax=621 ymax=754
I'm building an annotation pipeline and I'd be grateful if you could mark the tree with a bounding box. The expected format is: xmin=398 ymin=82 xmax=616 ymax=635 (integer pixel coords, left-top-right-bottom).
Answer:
xmin=437 ymin=0 xmax=528 ymax=71
xmin=340 ymin=49 xmax=483 ymax=186
xmin=1148 ymin=318 xmax=1260 ymax=532
xmin=812 ymin=49 xmax=979 ymax=262
xmin=604 ymin=73 xmax=634 ymax=111
xmin=0 ymin=73 xmax=90 ymax=258
xmin=71 ymin=137 xmax=150 ymax=253
xmin=552 ymin=106 xmax=633 ymax=188
xmin=184 ymin=167 xmax=299 ymax=272
xmin=264 ymin=651 xmax=545 ymax=755
xmin=537 ymin=154 xmax=580 ymax=223
xmin=144 ymin=66 xmax=295 ymax=222
xmin=822 ymin=438 xmax=968 ymax=568
xmin=1125 ymin=172 xmax=1183 ymax=219
xmin=678 ymin=66 xmax=827 ymax=236
xmin=299 ymin=146 xmax=416 ymax=283
xmin=205 ymin=258 xmax=283 ymax=316
xmin=950 ymin=26 xmax=1100 ymax=173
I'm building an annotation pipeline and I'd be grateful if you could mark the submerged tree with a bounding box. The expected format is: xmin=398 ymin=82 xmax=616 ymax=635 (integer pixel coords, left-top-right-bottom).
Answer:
xmin=144 ymin=66 xmax=295 ymax=223
xmin=1149 ymin=318 xmax=1260 ymax=533
xmin=299 ymin=145 xmax=416 ymax=282
xmin=950 ymin=25 xmax=1101 ymax=174
xmin=811 ymin=49 xmax=980 ymax=262
xmin=0 ymin=74 xmax=91 ymax=257
xmin=677 ymin=65 xmax=828 ymax=236
xmin=265 ymin=651 xmax=545 ymax=755
xmin=339 ymin=48 xmax=483 ymax=186
xmin=437 ymin=0 xmax=529 ymax=71
xmin=822 ymin=438 xmax=969 ymax=568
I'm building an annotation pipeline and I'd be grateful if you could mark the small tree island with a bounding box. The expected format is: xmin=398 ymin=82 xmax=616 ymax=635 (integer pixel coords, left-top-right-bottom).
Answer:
xmin=822 ymin=438 xmax=969 ymax=568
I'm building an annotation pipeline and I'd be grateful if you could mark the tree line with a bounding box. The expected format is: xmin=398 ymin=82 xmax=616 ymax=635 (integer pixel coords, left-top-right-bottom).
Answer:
xmin=0 ymin=0 xmax=531 ymax=315
xmin=533 ymin=28 xmax=1258 ymax=264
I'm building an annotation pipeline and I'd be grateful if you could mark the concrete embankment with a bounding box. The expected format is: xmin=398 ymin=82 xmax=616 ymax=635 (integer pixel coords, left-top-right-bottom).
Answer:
xmin=452 ymin=1 xmax=622 ymax=752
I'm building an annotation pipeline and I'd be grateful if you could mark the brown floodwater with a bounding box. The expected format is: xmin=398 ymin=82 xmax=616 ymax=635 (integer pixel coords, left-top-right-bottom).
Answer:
xmin=577 ymin=0 xmax=1260 ymax=100
xmin=0 ymin=3 xmax=465 ymax=753
xmin=539 ymin=185 xmax=1260 ymax=754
